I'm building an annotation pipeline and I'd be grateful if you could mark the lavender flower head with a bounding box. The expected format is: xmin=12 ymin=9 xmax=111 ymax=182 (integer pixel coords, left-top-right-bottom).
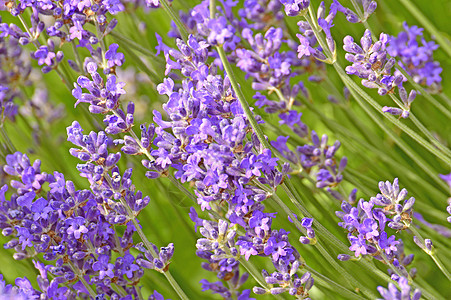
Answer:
xmin=279 ymin=0 xmax=310 ymax=17
xmin=343 ymin=29 xmax=417 ymax=118
xmin=337 ymin=178 xmax=416 ymax=262
xmin=388 ymin=22 xmax=442 ymax=92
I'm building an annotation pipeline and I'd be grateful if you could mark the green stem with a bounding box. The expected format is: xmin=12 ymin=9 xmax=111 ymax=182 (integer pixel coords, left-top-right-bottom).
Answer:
xmin=409 ymin=225 xmax=451 ymax=281
xmin=68 ymin=261 xmax=97 ymax=298
xmin=126 ymin=204 xmax=189 ymax=299
xmin=110 ymin=31 xmax=156 ymax=58
xmin=398 ymin=0 xmax=451 ymax=58
xmin=303 ymin=90 xmax=450 ymax=195
xmin=395 ymin=65 xmax=451 ymax=119
xmin=430 ymin=253 xmax=451 ymax=281
xmin=304 ymin=265 xmax=366 ymax=300
xmin=160 ymin=0 xmax=189 ymax=41
xmin=387 ymin=94 xmax=451 ymax=159
xmin=118 ymin=41 xmax=159 ymax=87
xmin=334 ymin=64 xmax=448 ymax=183
xmin=0 ymin=127 xmax=16 ymax=154
xmin=136 ymin=286 xmax=144 ymax=300
xmin=216 ymin=46 xmax=271 ymax=151
xmin=55 ymin=67 xmax=74 ymax=91
xmin=340 ymin=65 xmax=450 ymax=164
xmin=438 ymin=93 xmax=451 ymax=108
xmin=238 ymin=259 xmax=283 ymax=300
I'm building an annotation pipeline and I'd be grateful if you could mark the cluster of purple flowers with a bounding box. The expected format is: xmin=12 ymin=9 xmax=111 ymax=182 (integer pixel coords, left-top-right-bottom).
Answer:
xmin=377 ymin=275 xmax=421 ymax=300
xmin=344 ymin=30 xmax=399 ymax=95
xmin=193 ymin=216 xmax=252 ymax=299
xmin=238 ymin=0 xmax=285 ymax=31
xmin=387 ymin=22 xmax=442 ymax=92
xmin=0 ymin=0 xmax=448 ymax=298
xmin=0 ymin=22 xmax=63 ymax=133
xmin=336 ymin=179 xmax=417 ymax=278
xmin=237 ymin=27 xmax=299 ymax=96
xmin=343 ymin=29 xmax=417 ymax=118
xmin=253 ymin=263 xmax=314 ymax=297
xmin=0 ymin=0 xmax=126 ymax=74
xmin=0 ymin=265 xmax=74 ymax=299
xmin=0 ymin=146 xmax=169 ymax=298
xmin=186 ymin=1 xmax=239 ymax=51
xmin=149 ymin=30 xmax=313 ymax=296
xmin=279 ymin=0 xmax=310 ymax=17
xmin=0 ymin=20 xmax=32 ymax=121
xmin=296 ymin=19 xmax=331 ymax=62
xmin=72 ymin=60 xmax=128 ymax=116
xmin=192 ymin=1 xmax=349 ymax=194
xmin=272 ymin=131 xmax=347 ymax=189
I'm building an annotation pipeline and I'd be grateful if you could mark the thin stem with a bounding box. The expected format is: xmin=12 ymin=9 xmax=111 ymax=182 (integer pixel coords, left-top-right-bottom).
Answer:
xmin=238 ymin=258 xmax=283 ymax=300
xmin=216 ymin=46 xmax=271 ymax=151
xmin=334 ymin=64 xmax=448 ymax=182
xmin=17 ymin=14 xmax=41 ymax=48
xmin=110 ymin=31 xmax=157 ymax=58
xmin=269 ymin=187 xmax=377 ymax=298
xmin=54 ymin=67 xmax=74 ymax=91
xmin=438 ymin=93 xmax=451 ymax=108
xmin=162 ymin=270 xmax=189 ymax=300
xmin=159 ymin=0 xmax=189 ymax=41
xmin=387 ymin=94 xmax=451 ymax=159
xmin=408 ymin=113 xmax=451 ymax=158
xmin=118 ymin=197 xmax=188 ymax=300
xmin=430 ymin=253 xmax=451 ymax=281
xmin=0 ymin=127 xmax=16 ymax=154
xmin=395 ymin=65 xmax=451 ymax=119
xmin=409 ymin=225 xmax=451 ymax=281
xmin=304 ymin=265 xmax=366 ymax=300
xmin=136 ymin=286 xmax=144 ymax=300
xmin=343 ymin=68 xmax=450 ymax=164
xmin=118 ymin=41 xmax=159 ymax=86
xmin=68 ymin=261 xmax=97 ymax=298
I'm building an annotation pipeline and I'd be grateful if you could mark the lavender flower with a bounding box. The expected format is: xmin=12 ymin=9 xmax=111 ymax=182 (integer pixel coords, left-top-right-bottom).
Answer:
xmin=333 ymin=0 xmax=376 ymax=23
xmin=377 ymin=276 xmax=421 ymax=300
xmin=279 ymin=0 xmax=310 ymax=17
xmin=344 ymin=29 xmax=399 ymax=95
xmin=238 ymin=1 xmax=284 ymax=31
xmin=388 ymin=22 xmax=442 ymax=92
xmin=336 ymin=178 xmax=417 ymax=278
xmin=272 ymin=131 xmax=347 ymax=189
xmin=259 ymin=263 xmax=314 ymax=297
xmin=0 ymin=25 xmax=32 ymax=121
xmin=344 ymin=29 xmax=417 ymax=117
xmin=1 ymin=0 xmax=124 ymax=75
xmin=298 ymin=217 xmax=316 ymax=244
